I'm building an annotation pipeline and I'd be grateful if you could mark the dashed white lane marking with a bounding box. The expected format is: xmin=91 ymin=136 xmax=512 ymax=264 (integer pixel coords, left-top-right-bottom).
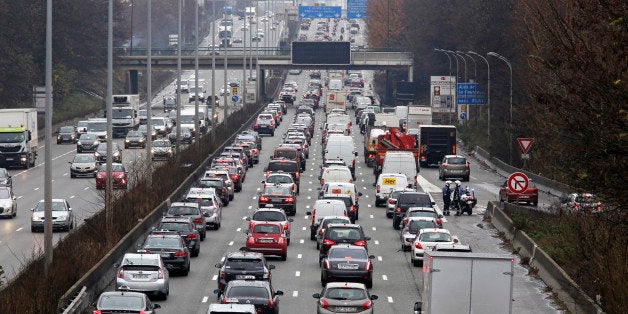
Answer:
xmin=300 ymin=239 xmax=304 ymax=244
xmin=307 ymin=196 xmax=311 ymax=199
xmin=363 ymin=187 xmax=367 ymax=190
xmin=242 ymin=216 xmax=247 ymax=220
xmin=293 ymin=291 xmax=299 ymax=297
xmin=248 ymin=205 xmax=252 ymax=209
xmin=306 ymin=205 xmax=310 ymax=209
xmin=377 ymin=256 xmax=382 ymax=261
xmin=309 ymin=174 xmax=313 ymax=177
xmin=309 ymin=181 xmax=312 ymax=184
xmin=382 ymin=275 xmax=388 ymax=281
xmin=374 ymin=240 xmax=380 ymax=245
xmin=367 ymin=204 xmax=372 ymax=208
xmin=221 ymin=256 xmax=225 ymax=262
xmin=202 ymin=296 xmax=209 ymax=303
xmin=304 ymin=215 xmax=309 ymax=219
xmin=17 ymin=196 xmax=23 ymax=199
xmin=302 ymin=227 xmax=306 ymax=231
xmin=34 ymin=187 xmax=39 ymax=191
xmin=369 ymin=214 xmax=374 ymax=219
xmin=372 ymin=227 xmax=376 ymax=231
xmin=212 ymin=275 xmax=218 ymax=281
xmin=228 ymin=241 xmax=234 ymax=246
xmin=295 ymin=271 xmax=301 ymax=277
xmin=16 ymin=227 xmax=23 ymax=232
xmin=83 ymin=187 xmax=89 ymax=190
xmin=387 ymin=296 xmax=394 ymax=303
xmin=361 ymin=179 xmax=365 ymax=182
xmin=236 ymin=227 xmax=241 ymax=232
xmin=308 ymin=188 xmax=312 ymax=192
xmin=63 ymin=173 xmax=68 ymax=176
xmin=297 ymin=254 xmax=302 ymax=259
xmin=69 ymin=195 xmax=75 ymax=199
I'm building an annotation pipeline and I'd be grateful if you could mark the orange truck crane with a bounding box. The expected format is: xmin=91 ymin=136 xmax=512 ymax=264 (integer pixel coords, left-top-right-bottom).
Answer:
xmin=373 ymin=127 xmax=419 ymax=175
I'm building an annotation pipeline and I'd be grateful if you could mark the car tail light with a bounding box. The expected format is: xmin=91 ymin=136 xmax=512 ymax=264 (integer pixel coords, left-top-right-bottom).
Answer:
xmin=352 ymin=159 xmax=356 ymax=168
xmin=319 ymin=299 xmax=329 ymax=309
xmin=220 ymin=271 xmax=225 ymax=279
xmin=284 ymin=222 xmax=290 ymax=230
xmin=354 ymin=240 xmax=366 ymax=246
xmin=442 ymin=163 xmax=448 ymax=168
xmin=263 ymin=269 xmax=270 ymax=279
xmin=295 ymin=172 xmax=300 ymax=179
xmin=324 ymin=260 xmax=330 ymax=269
xmin=221 ymin=297 xmax=227 ymax=304
xmin=349 ymin=179 xmax=353 ymax=183
xmin=363 ymin=300 xmax=372 ymax=310
xmin=291 ymin=184 xmax=295 ymax=191
xmin=187 ymin=233 xmax=198 ymax=240
xmin=222 ymin=188 xmax=227 ymax=194
xmin=158 ymin=268 xmax=164 ymax=279
xmin=414 ymin=178 xmax=418 ymax=187
xmin=268 ymin=298 xmax=274 ymax=308
xmin=395 ymin=207 xmax=401 ymax=213
xmin=253 ymin=123 xmax=259 ymax=128
xmin=415 ymin=242 xmax=423 ymax=249
xmin=323 ymin=239 xmax=335 ymax=246
xmin=174 ymin=251 xmax=186 ymax=257
xmin=117 ymin=268 xmax=124 ymax=278
xmin=366 ymin=260 xmax=373 ymax=271
xmin=259 ymin=196 xmax=269 ymax=202
xmin=465 ymin=162 xmax=470 ymax=169
xmin=452 ymin=145 xmax=456 ymax=154
xmin=231 ymin=174 xmax=240 ymax=181
xmin=96 ymin=173 xmax=104 ymax=179
xmin=403 ymin=218 xmax=408 ymax=225
xmin=93 ymin=311 xmax=102 ymax=314
xmin=320 ymin=178 xmax=324 ymax=185
xmin=285 ymin=197 xmax=295 ymax=203
xmin=388 ymin=199 xmax=395 ymax=205
xmin=376 ymin=185 xmax=380 ymax=193
xmin=436 ymin=219 xmax=442 ymax=226
xmin=318 ymin=229 xmax=324 ymax=236
xmin=193 ymin=217 xmax=203 ymax=225
xmin=349 ymin=206 xmax=355 ymax=212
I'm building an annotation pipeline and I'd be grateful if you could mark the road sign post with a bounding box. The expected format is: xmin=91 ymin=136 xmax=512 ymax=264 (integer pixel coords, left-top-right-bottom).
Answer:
xmin=517 ymin=138 xmax=534 ymax=154
xmin=507 ymin=172 xmax=529 ymax=194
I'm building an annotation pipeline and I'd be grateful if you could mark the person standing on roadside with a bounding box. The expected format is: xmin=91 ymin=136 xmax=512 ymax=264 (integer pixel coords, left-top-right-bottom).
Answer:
xmin=442 ymin=181 xmax=452 ymax=216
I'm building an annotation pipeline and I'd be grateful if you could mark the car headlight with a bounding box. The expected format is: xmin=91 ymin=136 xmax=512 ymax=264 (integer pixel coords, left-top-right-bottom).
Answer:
xmin=125 ymin=139 xmax=130 ymax=143
xmin=94 ymin=152 xmax=101 ymax=157
xmin=94 ymin=141 xmax=100 ymax=145
xmin=77 ymin=141 xmax=82 ymax=145
xmin=71 ymin=135 xmax=76 ymax=139
xmin=57 ymin=135 xmax=61 ymax=139
xmin=139 ymin=138 xmax=144 ymax=142
xmin=151 ymin=149 xmax=156 ymax=154
xmin=113 ymin=152 xmax=120 ymax=157
xmin=167 ymin=148 xmax=173 ymax=154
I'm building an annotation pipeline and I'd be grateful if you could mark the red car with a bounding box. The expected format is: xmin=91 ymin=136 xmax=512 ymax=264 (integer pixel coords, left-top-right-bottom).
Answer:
xmin=246 ymin=222 xmax=288 ymax=261
xmin=499 ymin=180 xmax=538 ymax=206
xmin=95 ymin=163 xmax=128 ymax=189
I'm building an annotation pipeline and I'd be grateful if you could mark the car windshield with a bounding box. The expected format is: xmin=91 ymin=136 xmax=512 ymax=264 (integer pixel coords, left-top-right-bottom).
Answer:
xmin=446 ymin=157 xmax=466 ymax=164
xmin=199 ymin=180 xmax=221 ymax=188
xmin=159 ymin=222 xmax=190 ymax=232
xmin=262 ymin=186 xmax=291 ymax=196
xmin=324 ymin=287 xmax=366 ymax=300
xmin=153 ymin=140 xmax=170 ymax=147
xmin=253 ymin=211 xmax=285 ymax=222
xmin=0 ymin=132 xmax=25 ymax=143
xmin=34 ymin=201 xmax=66 ymax=212
xmin=73 ymin=155 xmax=94 ymax=163
xmin=228 ymin=286 xmax=269 ymax=298
xmin=329 ymin=248 xmax=367 ymax=259
xmin=267 ymin=162 xmax=298 ymax=172
xmin=168 ymin=206 xmax=199 ymax=216
xmin=327 ymin=228 xmax=362 ymax=241
xmin=127 ymin=131 xmax=142 ymax=137
xmin=79 ymin=134 xmax=96 ymax=141
xmin=419 ymin=232 xmax=452 ymax=242
xmin=144 ymin=236 xmax=181 ymax=249
xmin=98 ymin=294 xmax=144 ymax=310
xmin=253 ymin=224 xmax=281 ymax=234
xmin=408 ymin=211 xmax=437 ymax=219
xmin=408 ymin=220 xmax=436 ymax=233
xmin=274 ymin=150 xmax=297 ymax=159
xmin=60 ymin=126 xmax=74 ymax=133
xmin=99 ymin=164 xmax=124 ymax=172
xmin=0 ymin=189 xmax=10 ymax=198
xmin=322 ymin=218 xmax=349 ymax=229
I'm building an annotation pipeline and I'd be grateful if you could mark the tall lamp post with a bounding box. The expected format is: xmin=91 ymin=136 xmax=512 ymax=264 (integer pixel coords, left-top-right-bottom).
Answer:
xmin=175 ymin=0 xmax=182 ymax=155
xmin=488 ymin=51 xmax=513 ymax=164
xmin=44 ymin=0 xmax=53 ymax=274
xmin=434 ymin=48 xmax=453 ymax=123
xmin=457 ymin=51 xmax=477 ymax=81
xmin=211 ymin=0 xmax=217 ymax=125
xmin=193 ymin=0 xmax=200 ymax=141
xmin=468 ymin=50 xmax=490 ymax=142
xmin=146 ymin=0 xmax=153 ymax=183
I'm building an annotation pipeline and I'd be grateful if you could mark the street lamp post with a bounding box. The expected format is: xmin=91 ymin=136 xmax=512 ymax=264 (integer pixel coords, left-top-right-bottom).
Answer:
xmin=211 ymin=0 xmax=217 ymax=125
xmin=146 ymin=0 xmax=153 ymax=184
xmin=444 ymin=50 xmax=460 ymax=123
xmin=44 ymin=0 xmax=53 ymax=274
xmin=468 ymin=50 xmax=490 ymax=142
xmin=457 ymin=51 xmax=477 ymax=81
xmin=434 ymin=48 xmax=453 ymax=123
xmin=488 ymin=51 xmax=513 ymax=164
xmin=194 ymin=0 xmax=200 ymax=141
xmin=453 ymin=52 xmax=467 ymax=82
xmin=175 ymin=0 xmax=182 ymax=155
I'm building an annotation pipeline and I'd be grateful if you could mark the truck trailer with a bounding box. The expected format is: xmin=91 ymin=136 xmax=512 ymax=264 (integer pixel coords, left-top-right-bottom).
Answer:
xmin=0 ymin=108 xmax=38 ymax=169
xmin=416 ymin=251 xmax=514 ymax=314
xmin=418 ymin=125 xmax=456 ymax=167
xmin=111 ymin=94 xmax=140 ymax=138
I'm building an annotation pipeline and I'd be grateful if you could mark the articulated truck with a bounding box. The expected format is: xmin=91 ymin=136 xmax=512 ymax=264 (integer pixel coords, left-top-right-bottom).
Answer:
xmin=0 ymin=109 xmax=38 ymax=169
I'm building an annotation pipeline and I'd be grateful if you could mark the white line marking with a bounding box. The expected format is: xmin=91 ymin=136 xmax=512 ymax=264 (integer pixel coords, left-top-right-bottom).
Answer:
xmin=248 ymin=205 xmax=252 ymax=209
xmin=382 ymin=275 xmax=388 ymax=280
xmin=300 ymin=239 xmax=304 ymax=244
xmin=374 ymin=240 xmax=380 ymax=245
xmin=83 ymin=187 xmax=89 ymax=190
xmin=69 ymin=195 xmax=75 ymax=199
xmin=302 ymin=227 xmax=306 ymax=231
xmin=306 ymin=205 xmax=310 ymax=209
xmin=17 ymin=196 xmax=23 ymax=199
xmin=388 ymin=296 xmax=394 ymax=303
xmin=63 ymin=173 xmax=68 ymax=176
xmin=228 ymin=241 xmax=234 ymax=246
xmin=297 ymin=254 xmax=302 ymax=259
xmin=236 ymin=227 xmax=242 ymax=232
xmin=221 ymin=256 xmax=225 ymax=262
xmin=372 ymin=227 xmax=377 ymax=231
xmin=212 ymin=275 xmax=218 ymax=281
xmin=295 ymin=271 xmax=300 ymax=277
xmin=307 ymin=196 xmax=311 ymax=199
xmin=377 ymin=256 xmax=382 ymax=261
xmin=242 ymin=216 xmax=247 ymax=220
xmin=34 ymin=187 xmax=39 ymax=191
xmin=292 ymin=291 xmax=299 ymax=297
xmin=369 ymin=214 xmax=374 ymax=219
xmin=16 ymin=227 xmax=23 ymax=232
xmin=202 ymin=296 xmax=209 ymax=303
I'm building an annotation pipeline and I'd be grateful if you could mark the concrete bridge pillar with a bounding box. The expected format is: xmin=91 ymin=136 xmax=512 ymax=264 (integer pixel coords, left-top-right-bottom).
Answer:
xmin=126 ymin=70 xmax=139 ymax=94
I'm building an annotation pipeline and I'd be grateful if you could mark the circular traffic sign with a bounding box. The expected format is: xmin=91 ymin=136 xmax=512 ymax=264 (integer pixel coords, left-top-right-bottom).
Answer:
xmin=231 ymin=95 xmax=239 ymax=103
xmin=460 ymin=113 xmax=466 ymax=120
xmin=507 ymin=172 xmax=529 ymax=194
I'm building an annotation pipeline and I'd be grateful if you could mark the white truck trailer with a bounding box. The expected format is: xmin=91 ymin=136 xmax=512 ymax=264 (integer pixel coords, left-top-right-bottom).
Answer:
xmin=111 ymin=94 xmax=140 ymax=137
xmin=0 ymin=108 xmax=38 ymax=168
xmin=407 ymin=106 xmax=433 ymax=128
xmin=416 ymin=251 xmax=514 ymax=314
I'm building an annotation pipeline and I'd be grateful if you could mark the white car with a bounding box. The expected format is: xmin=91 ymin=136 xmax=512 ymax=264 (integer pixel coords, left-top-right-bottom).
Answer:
xmin=31 ymin=199 xmax=74 ymax=232
xmin=263 ymin=172 xmax=298 ymax=194
xmin=116 ymin=253 xmax=170 ymax=299
xmin=411 ymin=228 xmax=459 ymax=267
xmin=0 ymin=187 xmax=17 ymax=218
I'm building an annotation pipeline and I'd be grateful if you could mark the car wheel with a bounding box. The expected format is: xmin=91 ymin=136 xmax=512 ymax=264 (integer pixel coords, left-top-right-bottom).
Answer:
xmin=366 ymin=279 xmax=373 ymax=289
xmin=12 ymin=210 xmax=16 ymax=218
xmin=287 ymin=238 xmax=291 ymax=246
xmin=532 ymin=201 xmax=538 ymax=206
xmin=316 ymin=241 xmax=320 ymax=250
xmin=464 ymin=176 xmax=470 ymax=182
xmin=320 ymin=273 xmax=327 ymax=286
xmin=438 ymin=172 xmax=443 ymax=180
xmin=70 ymin=173 xmax=76 ymax=178
xmin=310 ymin=230 xmax=316 ymax=241
xmin=280 ymin=253 xmax=287 ymax=261
xmin=229 ymin=194 xmax=234 ymax=201
xmin=413 ymin=259 xmax=422 ymax=267
xmin=393 ymin=218 xmax=400 ymax=230
xmin=192 ymin=248 xmax=199 ymax=257
xmin=31 ymin=226 xmax=36 ymax=232
xmin=386 ymin=212 xmax=393 ymax=218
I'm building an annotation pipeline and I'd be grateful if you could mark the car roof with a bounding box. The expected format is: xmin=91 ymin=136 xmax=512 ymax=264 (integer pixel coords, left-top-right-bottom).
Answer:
xmin=419 ymin=228 xmax=451 ymax=235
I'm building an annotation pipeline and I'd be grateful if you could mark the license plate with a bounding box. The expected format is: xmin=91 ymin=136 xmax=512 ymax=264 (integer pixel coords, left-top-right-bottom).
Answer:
xmin=5 ymin=158 xmax=13 ymax=161
xmin=236 ymin=275 xmax=256 ymax=280
xmin=134 ymin=274 xmax=149 ymax=279
xmin=160 ymin=253 xmax=170 ymax=258
xmin=259 ymin=238 xmax=274 ymax=243
xmin=335 ymin=307 xmax=357 ymax=312
xmin=338 ymin=264 xmax=359 ymax=270
xmin=271 ymin=198 xmax=283 ymax=202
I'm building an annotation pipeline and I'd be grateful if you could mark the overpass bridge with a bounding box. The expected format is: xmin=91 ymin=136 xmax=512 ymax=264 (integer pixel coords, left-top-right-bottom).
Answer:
xmin=114 ymin=48 xmax=414 ymax=100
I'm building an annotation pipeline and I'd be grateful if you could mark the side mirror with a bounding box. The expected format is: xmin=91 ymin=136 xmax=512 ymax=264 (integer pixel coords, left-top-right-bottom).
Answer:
xmin=312 ymin=293 xmax=321 ymax=299
xmin=354 ymin=151 xmax=358 ymax=156
xmin=288 ymin=218 xmax=294 ymax=222
xmin=260 ymin=180 xmax=265 ymax=184
xmin=12 ymin=196 xmax=17 ymax=200
xmin=215 ymin=263 xmax=222 ymax=268
xmin=371 ymin=295 xmax=379 ymax=300
xmin=368 ymin=255 xmax=375 ymax=259
xmin=153 ymin=304 xmax=161 ymax=309
xmin=213 ymin=289 xmax=221 ymax=295
xmin=275 ymin=290 xmax=284 ymax=296
xmin=306 ymin=211 xmax=312 ymax=216
xmin=244 ymin=229 xmax=249 ymax=235
xmin=453 ymin=238 xmax=459 ymax=243
xmin=68 ymin=161 xmax=72 ymax=164
xmin=438 ymin=214 xmax=444 ymax=218
xmin=269 ymin=264 xmax=276 ymax=270
xmin=372 ymin=183 xmax=376 ymax=187
xmin=431 ymin=201 xmax=436 ymax=206
xmin=364 ymin=236 xmax=371 ymax=241
xmin=358 ymin=192 xmax=363 ymax=196
xmin=245 ymin=217 xmax=251 ymax=221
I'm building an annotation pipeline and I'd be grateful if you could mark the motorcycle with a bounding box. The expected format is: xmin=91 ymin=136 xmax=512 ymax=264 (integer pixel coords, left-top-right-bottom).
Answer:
xmin=458 ymin=189 xmax=477 ymax=215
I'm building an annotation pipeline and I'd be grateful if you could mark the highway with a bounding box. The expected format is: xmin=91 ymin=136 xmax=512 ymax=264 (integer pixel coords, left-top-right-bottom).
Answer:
xmin=0 ymin=4 xmax=285 ymax=281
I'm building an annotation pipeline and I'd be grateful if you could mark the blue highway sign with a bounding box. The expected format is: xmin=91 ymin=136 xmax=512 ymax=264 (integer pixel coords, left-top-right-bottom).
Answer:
xmin=347 ymin=0 xmax=368 ymax=19
xmin=457 ymin=83 xmax=486 ymax=105
xmin=231 ymin=95 xmax=239 ymax=103
xmin=298 ymin=6 xmax=342 ymax=19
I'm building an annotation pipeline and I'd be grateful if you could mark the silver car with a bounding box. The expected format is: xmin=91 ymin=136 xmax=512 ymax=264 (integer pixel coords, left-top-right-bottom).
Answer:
xmin=30 ymin=199 xmax=74 ymax=232
xmin=185 ymin=187 xmax=223 ymax=230
xmin=116 ymin=253 xmax=170 ymax=300
xmin=151 ymin=139 xmax=173 ymax=161
xmin=95 ymin=291 xmax=161 ymax=314
xmin=69 ymin=154 xmax=98 ymax=178
xmin=313 ymin=282 xmax=378 ymax=314
xmin=438 ymin=155 xmax=470 ymax=181
xmin=0 ymin=187 xmax=17 ymax=218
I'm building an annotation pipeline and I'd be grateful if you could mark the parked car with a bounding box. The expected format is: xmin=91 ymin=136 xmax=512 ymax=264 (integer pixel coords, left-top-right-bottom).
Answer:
xmin=30 ymin=199 xmax=74 ymax=232
xmin=116 ymin=253 xmax=170 ymax=299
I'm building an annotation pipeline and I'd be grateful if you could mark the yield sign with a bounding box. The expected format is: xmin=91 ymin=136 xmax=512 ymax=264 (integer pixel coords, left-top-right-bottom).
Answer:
xmin=507 ymin=172 xmax=529 ymax=194
xmin=517 ymin=138 xmax=534 ymax=154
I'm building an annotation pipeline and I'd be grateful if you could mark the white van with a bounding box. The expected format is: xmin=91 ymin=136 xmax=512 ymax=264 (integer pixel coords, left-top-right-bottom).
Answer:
xmin=328 ymin=79 xmax=343 ymax=91
xmin=319 ymin=182 xmax=362 ymax=204
xmin=381 ymin=151 xmax=419 ymax=188
xmin=375 ymin=173 xmax=410 ymax=206
xmin=306 ymin=199 xmax=348 ymax=240
xmin=320 ymin=166 xmax=353 ymax=186
xmin=324 ymin=135 xmax=358 ymax=178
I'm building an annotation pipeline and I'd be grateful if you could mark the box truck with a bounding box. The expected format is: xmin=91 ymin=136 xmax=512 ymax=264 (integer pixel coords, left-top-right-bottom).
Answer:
xmin=416 ymin=251 xmax=514 ymax=314
xmin=0 ymin=109 xmax=38 ymax=168
xmin=418 ymin=125 xmax=456 ymax=167
xmin=111 ymin=94 xmax=140 ymax=137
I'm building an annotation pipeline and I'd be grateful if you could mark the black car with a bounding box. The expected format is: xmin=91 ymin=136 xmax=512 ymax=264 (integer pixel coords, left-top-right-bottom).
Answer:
xmin=76 ymin=133 xmax=100 ymax=153
xmin=217 ymin=165 xmax=244 ymax=192
xmin=393 ymin=192 xmax=434 ymax=230
xmin=265 ymin=160 xmax=300 ymax=188
xmin=198 ymin=177 xmax=230 ymax=205
xmin=319 ymin=224 xmax=370 ymax=263
xmin=139 ymin=232 xmax=190 ymax=275
xmin=94 ymin=142 xmax=122 ymax=163
xmin=125 ymin=130 xmax=146 ymax=149
xmin=215 ymin=251 xmax=275 ymax=291
xmin=154 ymin=217 xmax=201 ymax=257
xmin=257 ymin=185 xmax=297 ymax=215
xmin=215 ymin=280 xmax=283 ymax=314
xmin=57 ymin=126 xmax=77 ymax=144
xmin=165 ymin=202 xmax=207 ymax=240
xmin=321 ymin=244 xmax=375 ymax=288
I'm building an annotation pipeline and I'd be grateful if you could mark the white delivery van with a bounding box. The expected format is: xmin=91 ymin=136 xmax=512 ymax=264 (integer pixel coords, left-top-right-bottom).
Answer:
xmin=328 ymin=79 xmax=343 ymax=91
xmin=324 ymin=135 xmax=358 ymax=178
xmin=306 ymin=199 xmax=348 ymax=240
xmin=319 ymin=182 xmax=362 ymax=204
xmin=320 ymin=167 xmax=353 ymax=186
xmin=382 ymin=151 xmax=419 ymax=188
xmin=375 ymin=173 xmax=410 ymax=206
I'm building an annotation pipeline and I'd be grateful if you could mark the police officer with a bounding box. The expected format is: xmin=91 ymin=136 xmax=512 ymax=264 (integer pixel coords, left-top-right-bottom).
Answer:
xmin=442 ymin=181 xmax=452 ymax=216
xmin=452 ymin=180 xmax=463 ymax=216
